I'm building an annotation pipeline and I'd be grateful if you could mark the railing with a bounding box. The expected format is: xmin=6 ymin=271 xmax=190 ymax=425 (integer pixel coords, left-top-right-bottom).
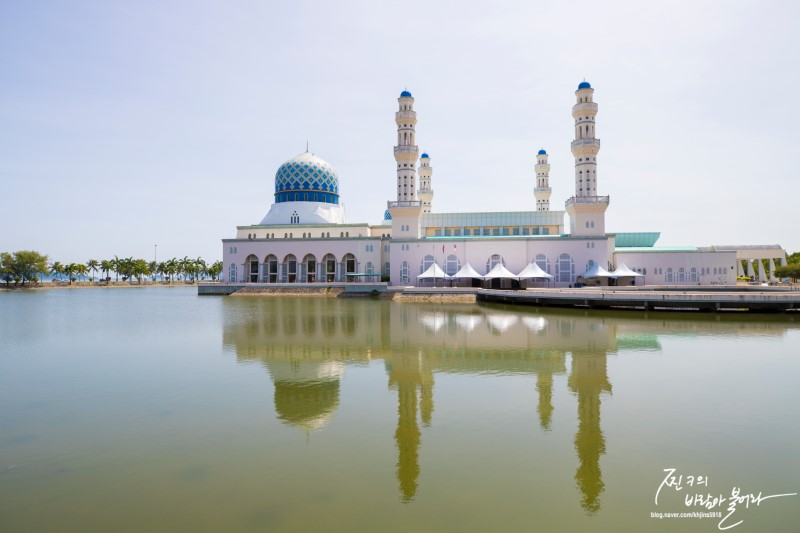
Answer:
xmin=387 ymin=200 xmax=422 ymax=209
xmin=394 ymin=146 xmax=419 ymax=154
xmin=534 ymin=187 xmax=552 ymax=193
xmin=571 ymin=139 xmax=601 ymax=150
xmin=395 ymin=111 xmax=416 ymax=120
xmin=572 ymin=102 xmax=598 ymax=113
xmin=565 ymin=195 xmax=610 ymax=208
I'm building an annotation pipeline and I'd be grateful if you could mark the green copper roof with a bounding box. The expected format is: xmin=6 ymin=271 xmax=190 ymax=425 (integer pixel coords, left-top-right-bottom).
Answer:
xmin=614 ymin=232 xmax=661 ymax=247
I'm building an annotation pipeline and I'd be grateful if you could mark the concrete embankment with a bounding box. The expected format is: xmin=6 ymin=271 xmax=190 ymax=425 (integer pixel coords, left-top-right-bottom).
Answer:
xmin=477 ymin=287 xmax=800 ymax=312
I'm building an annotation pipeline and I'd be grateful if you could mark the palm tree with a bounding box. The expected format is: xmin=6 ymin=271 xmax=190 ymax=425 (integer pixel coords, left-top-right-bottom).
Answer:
xmin=100 ymin=260 xmax=113 ymax=282
xmin=75 ymin=264 xmax=88 ymax=282
xmin=112 ymin=256 xmax=121 ymax=282
xmin=208 ymin=260 xmax=223 ymax=281
xmin=64 ymin=263 xmax=76 ymax=285
xmin=50 ymin=261 xmax=65 ymax=281
xmin=86 ymin=259 xmax=99 ymax=282
xmin=196 ymin=257 xmax=207 ymax=281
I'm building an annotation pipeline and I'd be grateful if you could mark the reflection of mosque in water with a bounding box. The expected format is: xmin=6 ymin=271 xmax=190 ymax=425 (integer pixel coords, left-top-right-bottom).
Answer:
xmin=222 ymin=298 xmax=796 ymax=510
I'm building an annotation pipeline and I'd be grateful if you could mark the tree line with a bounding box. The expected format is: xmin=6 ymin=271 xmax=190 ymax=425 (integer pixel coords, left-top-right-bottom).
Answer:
xmin=1 ymin=250 xmax=222 ymax=287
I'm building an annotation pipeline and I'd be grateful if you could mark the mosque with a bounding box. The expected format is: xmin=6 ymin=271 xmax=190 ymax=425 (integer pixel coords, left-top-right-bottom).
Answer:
xmin=222 ymin=82 xmax=786 ymax=287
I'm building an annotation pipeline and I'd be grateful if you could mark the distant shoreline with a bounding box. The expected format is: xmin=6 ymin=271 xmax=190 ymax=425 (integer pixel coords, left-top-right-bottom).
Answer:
xmin=0 ymin=281 xmax=201 ymax=291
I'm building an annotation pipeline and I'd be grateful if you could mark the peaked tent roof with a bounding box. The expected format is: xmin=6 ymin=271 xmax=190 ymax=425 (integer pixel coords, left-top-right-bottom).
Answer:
xmin=610 ymin=263 xmax=643 ymax=277
xmin=418 ymin=263 xmax=450 ymax=279
xmin=484 ymin=263 xmax=519 ymax=279
xmin=517 ymin=262 xmax=554 ymax=279
xmin=583 ymin=263 xmax=613 ymax=278
xmin=452 ymin=262 xmax=484 ymax=279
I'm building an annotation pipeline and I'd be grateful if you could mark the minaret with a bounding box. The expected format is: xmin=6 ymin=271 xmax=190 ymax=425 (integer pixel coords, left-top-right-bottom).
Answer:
xmin=566 ymin=81 xmax=609 ymax=236
xmin=388 ymin=90 xmax=423 ymax=238
xmin=534 ymin=149 xmax=551 ymax=211
xmin=395 ymin=90 xmax=419 ymax=203
xmin=418 ymin=153 xmax=433 ymax=213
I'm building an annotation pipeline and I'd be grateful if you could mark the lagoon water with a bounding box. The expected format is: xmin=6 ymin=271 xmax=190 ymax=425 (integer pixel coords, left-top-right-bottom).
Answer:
xmin=1 ymin=287 xmax=798 ymax=532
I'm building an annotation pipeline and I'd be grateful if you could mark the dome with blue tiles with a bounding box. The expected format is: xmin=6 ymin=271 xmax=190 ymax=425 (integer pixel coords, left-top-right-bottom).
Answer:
xmin=578 ymin=81 xmax=591 ymax=90
xmin=420 ymin=153 xmax=429 ymax=159
xmin=384 ymin=209 xmax=392 ymax=221
xmin=400 ymin=90 xmax=412 ymax=97
xmin=537 ymin=149 xmax=547 ymax=155
xmin=274 ymin=152 xmax=339 ymax=205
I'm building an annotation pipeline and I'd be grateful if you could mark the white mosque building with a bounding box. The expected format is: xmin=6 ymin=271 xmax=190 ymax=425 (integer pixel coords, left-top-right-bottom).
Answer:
xmin=222 ymin=83 xmax=786 ymax=287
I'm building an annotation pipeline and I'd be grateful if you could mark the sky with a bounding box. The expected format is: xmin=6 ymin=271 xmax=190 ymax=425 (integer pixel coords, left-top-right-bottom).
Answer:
xmin=1 ymin=0 xmax=798 ymax=264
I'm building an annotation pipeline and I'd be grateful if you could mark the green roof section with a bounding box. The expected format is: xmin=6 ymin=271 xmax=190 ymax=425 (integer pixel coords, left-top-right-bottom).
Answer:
xmin=614 ymin=232 xmax=661 ymax=247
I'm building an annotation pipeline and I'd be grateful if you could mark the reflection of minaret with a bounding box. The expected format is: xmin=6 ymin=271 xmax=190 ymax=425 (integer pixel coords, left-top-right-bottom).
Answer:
xmin=387 ymin=350 xmax=434 ymax=503
xmin=536 ymin=372 xmax=554 ymax=429
xmin=568 ymin=351 xmax=612 ymax=513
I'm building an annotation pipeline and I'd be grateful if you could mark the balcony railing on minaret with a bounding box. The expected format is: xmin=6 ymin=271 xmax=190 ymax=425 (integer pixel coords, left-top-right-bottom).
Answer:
xmin=388 ymin=200 xmax=422 ymax=209
xmin=565 ymin=195 xmax=610 ymax=208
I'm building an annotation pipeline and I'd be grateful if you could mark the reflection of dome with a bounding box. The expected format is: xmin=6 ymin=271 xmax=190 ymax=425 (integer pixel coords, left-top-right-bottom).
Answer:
xmin=274 ymin=152 xmax=339 ymax=205
xmin=267 ymin=360 xmax=345 ymax=431
xmin=274 ymin=380 xmax=340 ymax=431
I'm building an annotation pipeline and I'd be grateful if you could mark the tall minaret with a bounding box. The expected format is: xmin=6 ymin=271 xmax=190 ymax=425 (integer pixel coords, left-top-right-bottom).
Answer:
xmin=388 ymin=90 xmax=424 ymax=239
xmin=395 ymin=90 xmax=419 ymax=203
xmin=534 ymin=149 xmax=551 ymax=211
xmin=418 ymin=153 xmax=433 ymax=213
xmin=566 ymin=81 xmax=609 ymax=236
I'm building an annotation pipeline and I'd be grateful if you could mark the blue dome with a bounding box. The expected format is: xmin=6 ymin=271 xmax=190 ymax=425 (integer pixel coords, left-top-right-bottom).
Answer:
xmin=578 ymin=81 xmax=591 ymax=90
xmin=274 ymin=152 xmax=339 ymax=205
xmin=384 ymin=209 xmax=392 ymax=221
xmin=537 ymin=149 xmax=547 ymax=155
xmin=400 ymin=90 xmax=412 ymax=97
xmin=420 ymin=153 xmax=429 ymax=159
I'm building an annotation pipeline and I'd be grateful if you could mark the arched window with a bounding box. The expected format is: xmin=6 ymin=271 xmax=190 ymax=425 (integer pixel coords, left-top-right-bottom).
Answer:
xmin=420 ymin=255 xmax=435 ymax=274
xmin=690 ymin=267 xmax=698 ymax=283
xmin=400 ymin=261 xmax=410 ymax=283
xmin=666 ymin=268 xmax=674 ymax=283
xmin=228 ymin=263 xmax=237 ymax=283
xmin=585 ymin=259 xmax=595 ymax=273
xmin=678 ymin=267 xmax=686 ymax=283
xmin=535 ymin=254 xmax=550 ymax=274
xmin=445 ymin=255 xmax=461 ymax=276
xmin=557 ymin=253 xmax=574 ymax=283
xmin=486 ymin=254 xmax=504 ymax=273
xmin=365 ymin=262 xmax=374 ymax=274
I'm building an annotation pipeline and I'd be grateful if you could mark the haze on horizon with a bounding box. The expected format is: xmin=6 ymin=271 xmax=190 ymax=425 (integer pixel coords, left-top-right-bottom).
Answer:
xmin=1 ymin=0 xmax=797 ymax=263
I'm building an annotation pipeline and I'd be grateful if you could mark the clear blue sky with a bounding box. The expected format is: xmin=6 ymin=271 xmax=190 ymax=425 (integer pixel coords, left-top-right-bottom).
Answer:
xmin=1 ymin=0 xmax=797 ymax=263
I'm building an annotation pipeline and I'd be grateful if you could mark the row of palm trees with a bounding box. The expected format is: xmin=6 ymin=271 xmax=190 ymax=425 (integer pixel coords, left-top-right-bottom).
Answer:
xmin=49 ymin=256 xmax=223 ymax=284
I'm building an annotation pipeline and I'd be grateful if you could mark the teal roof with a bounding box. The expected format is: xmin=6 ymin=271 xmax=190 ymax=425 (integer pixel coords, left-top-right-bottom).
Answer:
xmin=614 ymin=232 xmax=660 ymax=247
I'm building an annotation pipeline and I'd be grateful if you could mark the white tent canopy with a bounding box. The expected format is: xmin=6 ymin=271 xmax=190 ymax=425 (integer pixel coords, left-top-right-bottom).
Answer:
xmin=452 ymin=262 xmax=484 ymax=280
xmin=418 ymin=263 xmax=450 ymax=279
xmin=484 ymin=263 xmax=519 ymax=279
xmin=610 ymin=263 xmax=643 ymax=278
xmin=517 ymin=262 xmax=554 ymax=279
xmin=583 ymin=263 xmax=613 ymax=278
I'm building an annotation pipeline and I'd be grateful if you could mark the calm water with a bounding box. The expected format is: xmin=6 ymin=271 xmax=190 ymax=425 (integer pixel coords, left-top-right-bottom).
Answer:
xmin=1 ymin=287 xmax=798 ymax=532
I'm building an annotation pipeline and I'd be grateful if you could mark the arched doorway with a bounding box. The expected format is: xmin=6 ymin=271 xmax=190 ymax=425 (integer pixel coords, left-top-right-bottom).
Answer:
xmin=283 ymin=254 xmax=298 ymax=283
xmin=322 ymin=253 xmax=337 ymax=282
xmin=245 ymin=254 xmax=259 ymax=283
xmin=342 ymin=253 xmax=356 ymax=282
xmin=303 ymin=254 xmax=317 ymax=283
xmin=265 ymin=254 xmax=278 ymax=283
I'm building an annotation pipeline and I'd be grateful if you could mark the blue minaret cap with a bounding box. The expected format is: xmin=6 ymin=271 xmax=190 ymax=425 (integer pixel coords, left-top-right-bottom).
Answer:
xmin=537 ymin=149 xmax=547 ymax=155
xmin=384 ymin=209 xmax=392 ymax=220
xmin=400 ymin=90 xmax=412 ymax=97
xmin=420 ymin=153 xmax=429 ymax=158
xmin=578 ymin=81 xmax=591 ymax=90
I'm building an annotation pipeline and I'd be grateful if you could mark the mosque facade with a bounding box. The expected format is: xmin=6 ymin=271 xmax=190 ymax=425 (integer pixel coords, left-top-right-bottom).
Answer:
xmin=222 ymin=83 xmax=785 ymax=287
